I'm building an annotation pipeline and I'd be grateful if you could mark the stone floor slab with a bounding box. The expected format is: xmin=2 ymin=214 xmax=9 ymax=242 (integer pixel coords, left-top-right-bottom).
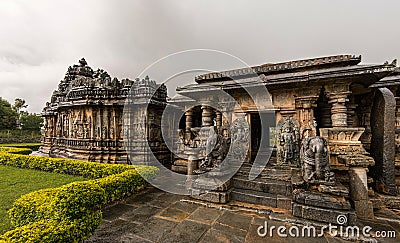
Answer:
xmin=199 ymin=228 xmax=243 ymax=243
xmin=86 ymin=219 xmax=137 ymax=243
xmin=88 ymin=187 xmax=400 ymax=243
xmin=169 ymin=201 xmax=200 ymax=213
xmin=120 ymin=205 xmax=163 ymax=223
xmin=119 ymin=233 xmax=154 ymax=243
xmin=216 ymin=211 xmax=252 ymax=231
xmin=156 ymin=207 xmax=191 ymax=222
xmin=147 ymin=199 xmax=175 ymax=208
xmin=158 ymin=220 xmax=210 ymax=243
xmin=245 ymin=223 xmax=288 ymax=243
xmin=187 ymin=207 xmax=224 ymax=225
xmin=130 ymin=217 xmax=178 ymax=242
xmin=102 ymin=203 xmax=137 ymax=221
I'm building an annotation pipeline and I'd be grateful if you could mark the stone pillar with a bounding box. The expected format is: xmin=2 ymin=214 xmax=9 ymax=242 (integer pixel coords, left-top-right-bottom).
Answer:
xmin=370 ymin=87 xmax=397 ymax=195
xmin=201 ymin=105 xmax=213 ymax=127
xmin=216 ymin=111 xmax=222 ymax=130
xmin=347 ymin=96 xmax=358 ymax=127
xmin=185 ymin=109 xmax=193 ymax=140
xmin=185 ymin=109 xmax=193 ymax=132
xmin=295 ymin=95 xmax=318 ymax=138
xmin=91 ymin=109 xmax=96 ymax=139
xmin=349 ymin=167 xmax=374 ymax=219
xmin=325 ymin=83 xmax=350 ymax=127
xmin=99 ymin=106 xmax=103 ymax=139
xmin=113 ymin=107 xmax=117 ymax=139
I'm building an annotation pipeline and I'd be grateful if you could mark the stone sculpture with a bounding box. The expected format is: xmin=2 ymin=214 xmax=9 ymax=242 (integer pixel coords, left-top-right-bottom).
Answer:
xmin=230 ymin=118 xmax=250 ymax=161
xmin=276 ymin=117 xmax=300 ymax=166
xmin=300 ymin=136 xmax=335 ymax=185
xmin=200 ymin=128 xmax=228 ymax=168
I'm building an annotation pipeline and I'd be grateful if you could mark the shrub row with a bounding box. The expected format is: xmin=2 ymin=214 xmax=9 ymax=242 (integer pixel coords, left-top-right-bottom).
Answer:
xmin=0 ymin=152 xmax=135 ymax=178
xmin=0 ymin=143 xmax=41 ymax=151
xmin=0 ymin=147 xmax=32 ymax=155
xmin=0 ymin=150 xmax=158 ymax=242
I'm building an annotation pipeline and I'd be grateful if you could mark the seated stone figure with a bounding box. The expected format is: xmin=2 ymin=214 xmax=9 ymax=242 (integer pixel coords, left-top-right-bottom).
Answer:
xmin=300 ymin=136 xmax=335 ymax=185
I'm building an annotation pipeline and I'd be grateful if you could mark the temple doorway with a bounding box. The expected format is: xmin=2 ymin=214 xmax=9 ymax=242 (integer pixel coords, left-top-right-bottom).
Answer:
xmin=314 ymin=87 xmax=332 ymax=134
xmin=249 ymin=112 xmax=275 ymax=163
xmin=250 ymin=112 xmax=261 ymax=162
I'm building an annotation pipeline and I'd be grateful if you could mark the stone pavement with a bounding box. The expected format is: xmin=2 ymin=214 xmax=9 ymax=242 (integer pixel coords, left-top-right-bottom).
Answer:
xmin=86 ymin=187 xmax=400 ymax=243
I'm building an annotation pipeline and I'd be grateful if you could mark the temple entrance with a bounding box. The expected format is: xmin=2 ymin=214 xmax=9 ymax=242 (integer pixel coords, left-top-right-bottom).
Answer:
xmin=249 ymin=112 xmax=275 ymax=163
xmin=314 ymin=87 xmax=332 ymax=134
xmin=250 ymin=112 xmax=261 ymax=162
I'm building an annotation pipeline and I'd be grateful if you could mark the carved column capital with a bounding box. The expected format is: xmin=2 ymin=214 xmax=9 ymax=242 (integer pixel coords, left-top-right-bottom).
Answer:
xmin=295 ymin=95 xmax=319 ymax=109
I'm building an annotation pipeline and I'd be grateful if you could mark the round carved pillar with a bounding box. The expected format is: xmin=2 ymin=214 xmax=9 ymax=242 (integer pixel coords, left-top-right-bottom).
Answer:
xmin=201 ymin=105 xmax=213 ymax=127
xmin=216 ymin=111 xmax=222 ymax=129
xmin=328 ymin=93 xmax=350 ymax=127
xmin=326 ymin=83 xmax=351 ymax=128
xmin=185 ymin=109 xmax=193 ymax=132
xmin=347 ymin=97 xmax=358 ymax=127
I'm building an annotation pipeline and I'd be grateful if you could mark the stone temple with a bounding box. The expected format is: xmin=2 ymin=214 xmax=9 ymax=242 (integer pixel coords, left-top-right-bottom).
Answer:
xmin=39 ymin=58 xmax=168 ymax=164
xmin=40 ymin=55 xmax=400 ymax=224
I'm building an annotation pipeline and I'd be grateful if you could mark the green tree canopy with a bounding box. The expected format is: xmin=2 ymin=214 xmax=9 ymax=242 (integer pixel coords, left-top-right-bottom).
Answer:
xmin=12 ymin=98 xmax=28 ymax=113
xmin=19 ymin=112 xmax=44 ymax=131
xmin=0 ymin=97 xmax=18 ymax=130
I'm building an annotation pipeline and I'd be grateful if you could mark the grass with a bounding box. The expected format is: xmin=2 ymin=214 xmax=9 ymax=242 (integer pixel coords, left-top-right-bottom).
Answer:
xmin=0 ymin=165 xmax=87 ymax=234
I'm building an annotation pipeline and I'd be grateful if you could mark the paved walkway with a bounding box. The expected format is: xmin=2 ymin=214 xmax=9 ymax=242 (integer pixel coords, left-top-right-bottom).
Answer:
xmin=87 ymin=187 xmax=400 ymax=243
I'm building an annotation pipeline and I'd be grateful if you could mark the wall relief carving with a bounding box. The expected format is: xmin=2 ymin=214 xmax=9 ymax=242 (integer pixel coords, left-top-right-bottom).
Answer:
xmin=276 ymin=117 xmax=300 ymax=167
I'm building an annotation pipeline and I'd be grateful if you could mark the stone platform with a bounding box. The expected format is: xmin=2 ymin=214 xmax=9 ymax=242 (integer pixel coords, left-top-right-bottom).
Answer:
xmin=87 ymin=187 xmax=400 ymax=243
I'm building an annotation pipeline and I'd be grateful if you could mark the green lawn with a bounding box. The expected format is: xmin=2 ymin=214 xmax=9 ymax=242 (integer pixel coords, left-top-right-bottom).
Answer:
xmin=0 ymin=165 xmax=86 ymax=234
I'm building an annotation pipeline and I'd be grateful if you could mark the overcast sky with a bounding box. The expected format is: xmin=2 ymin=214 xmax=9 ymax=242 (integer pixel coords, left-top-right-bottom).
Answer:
xmin=0 ymin=0 xmax=399 ymax=113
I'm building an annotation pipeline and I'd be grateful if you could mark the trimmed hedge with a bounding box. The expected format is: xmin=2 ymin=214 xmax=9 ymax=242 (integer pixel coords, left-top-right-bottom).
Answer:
xmin=0 ymin=149 xmax=158 ymax=242
xmin=0 ymin=152 xmax=134 ymax=178
xmin=1 ymin=213 xmax=102 ymax=243
xmin=0 ymin=147 xmax=32 ymax=155
xmin=0 ymin=143 xmax=41 ymax=151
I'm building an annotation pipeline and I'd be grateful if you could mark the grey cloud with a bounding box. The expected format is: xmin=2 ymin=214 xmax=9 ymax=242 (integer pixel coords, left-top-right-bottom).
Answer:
xmin=0 ymin=0 xmax=400 ymax=113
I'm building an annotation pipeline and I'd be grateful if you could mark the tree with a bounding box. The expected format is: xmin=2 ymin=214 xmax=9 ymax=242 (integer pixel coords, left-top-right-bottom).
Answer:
xmin=19 ymin=113 xmax=44 ymax=131
xmin=12 ymin=98 xmax=28 ymax=113
xmin=0 ymin=97 xmax=18 ymax=130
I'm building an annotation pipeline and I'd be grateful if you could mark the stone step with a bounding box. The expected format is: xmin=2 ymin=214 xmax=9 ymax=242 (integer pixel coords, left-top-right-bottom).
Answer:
xmin=230 ymin=188 xmax=291 ymax=209
xmin=292 ymin=203 xmax=356 ymax=226
xmin=293 ymin=189 xmax=351 ymax=210
xmin=232 ymin=177 xmax=292 ymax=196
xmin=235 ymin=164 xmax=292 ymax=182
xmin=378 ymin=194 xmax=400 ymax=209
